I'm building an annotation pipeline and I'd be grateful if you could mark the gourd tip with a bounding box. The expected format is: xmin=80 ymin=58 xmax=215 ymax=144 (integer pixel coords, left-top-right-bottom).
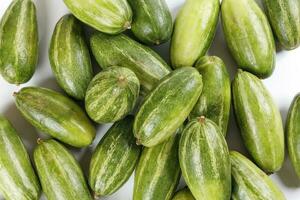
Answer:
xmin=136 ymin=139 xmax=141 ymax=145
xmin=12 ymin=92 xmax=18 ymax=97
xmin=198 ymin=116 xmax=205 ymax=123
xmin=118 ymin=75 xmax=126 ymax=82
xmin=155 ymin=40 xmax=160 ymax=45
xmin=37 ymin=138 xmax=43 ymax=144
xmin=93 ymin=192 xmax=100 ymax=199
xmin=118 ymin=76 xmax=127 ymax=87
xmin=124 ymin=21 xmax=131 ymax=29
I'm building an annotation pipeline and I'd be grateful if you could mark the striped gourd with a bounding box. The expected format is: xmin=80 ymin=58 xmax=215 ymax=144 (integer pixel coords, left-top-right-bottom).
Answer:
xmin=34 ymin=139 xmax=92 ymax=200
xmin=230 ymin=151 xmax=286 ymax=200
xmin=172 ymin=188 xmax=195 ymax=200
xmin=134 ymin=67 xmax=203 ymax=147
xmin=170 ymin=0 xmax=220 ymax=68
xmin=221 ymin=0 xmax=276 ymax=78
xmin=129 ymin=0 xmax=173 ymax=45
xmin=90 ymin=32 xmax=171 ymax=92
xmin=263 ymin=0 xmax=300 ymax=50
xmin=49 ymin=14 xmax=93 ymax=100
xmin=190 ymin=56 xmax=231 ymax=136
xmin=286 ymin=94 xmax=300 ymax=179
xmin=0 ymin=116 xmax=40 ymax=200
xmin=179 ymin=117 xmax=231 ymax=200
xmin=0 ymin=0 xmax=38 ymax=84
xmin=133 ymin=134 xmax=181 ymax=200
xmin=232 ymin=70 xmax=284 ymax=172
xmin=89 ymin=116 xmax=141 ymax=196
xmin=85 ymin=67 xmax=140 ymax=124
xmin=14 ymin=87 xmax=95 ymax=147
xmin=63 ymin=0 xmax=132 ymax=34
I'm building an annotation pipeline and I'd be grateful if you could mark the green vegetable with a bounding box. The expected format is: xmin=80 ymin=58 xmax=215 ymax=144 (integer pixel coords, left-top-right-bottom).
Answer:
xmin=0 ymin=0 xmax=38 ymax=84
xmin=85 ymin=67 xmax=140 ymax=123
xmin=170 ymin=0 xmax=220 ymax=68
xmin=133 ymin=134 xmax=181 ymax=200
xmin=221 ymin=0 xmax=276 ymax=78
xmin=129 ymin=0 xmax=173 ymax=45
xmin=49 ymin=14 xmax=93 ymax=100
xmin=179 ymin=117 xmax=231 ymax=200
xmin=0 ymin=116 xmax=40 ymax=200
xmin=90 ymin=32 xmax=171 ymax=92
xmin=34 ymin=139 xmax=92 ymax=200
xmin=89 ymin=116 xmax=141 ymax=196
xmin=286 ymin=94 xmax=300 ymax=179
xmin=63 ymin=0 xmax=132 ymax=34
xmin=190 ymin=56 xmax=231 ymax=135
xmin=232 ymin=70 xmax=284 ymax=172
xmin=263 ymin=0 xmax=300 ymax=50
xmin=15 ymin=87 xmax=95 ymax=147
xmin=134 ymin=67 xmax=203 ymax=147
xmin=230 ymin=151 xmax=286 ymax=200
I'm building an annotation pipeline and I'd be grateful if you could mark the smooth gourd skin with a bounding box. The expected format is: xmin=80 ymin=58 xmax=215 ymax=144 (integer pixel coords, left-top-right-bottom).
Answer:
xmin=230 ymin=151 xmax=286 ymax=200
xmin=263 ymin=0 xmax=300 ymax=50
xmin=85 ymin=67 xmax=140 ymax=124
xmin=170 ymin=0 xmax=220 ymax=68
xmin=89 ymin=116 xmax=141 ymax=196
xmin=133 ymin=134 xmax=181 ymax=200
xmin=172 ymin=188 xmax=195 ymax=200
xmin=179 ymin=118 xmax=231 ymax=200
xmin=134 ymin=67 xmax=203 ymax=147
xmin=221 ymin=0 xmax=276 ymax=78
xmin=0 ymin=116 xmax=40 ymax=200
xmin=49 ymin=14 xmax=93 ymax=100
xmin=90 ymin=33 xmax=171 ymax=92
xmin=0 ymin=0 xmax=38 ymax=84
xmin=34 ymin=139 xmax=92 ymax=200
xmin=15 ymin=87 xmax=95 ymax=147
xmin=190 ymin=56 xmax=231 ymax=136
xmin=286 ymin=94 xmax=300 ymax=179
xmin=129 ymin=0 xmax=173 ymax=45
xmin=232 ymin=70 xmax=284 ymax=172
xmin=63 ymin=0 xmax=132 ymax=34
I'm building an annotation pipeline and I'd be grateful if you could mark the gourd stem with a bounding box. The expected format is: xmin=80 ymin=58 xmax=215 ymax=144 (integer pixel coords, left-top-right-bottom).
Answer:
xmin=124 ymin=21 xmax=131 ymax=30
xmin=37 ymin=138 xmax=43 ymax=145
xmin=198 ymin=116 xmax=205 ymax=124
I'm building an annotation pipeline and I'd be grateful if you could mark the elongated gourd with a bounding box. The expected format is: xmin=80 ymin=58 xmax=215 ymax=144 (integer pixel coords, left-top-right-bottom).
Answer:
xmin=63 ymin=0 xmax=132 ymax=34
xmin=0 ymin=116 xmax=40 ymax=200
xmin=190 ymin=56 xmax=231 ymax=136
xmin=0 ymin=0 xmax=38 ymax=84
xmin=90 ymin=33 xmax=171 ymax=92
xmin=49 ymin=14 xmax=93 ymax=100
xmin=129 ymin=0 xmax=173 ymax=45
xmin=286 ymin=94 xmax=300 ymax=179
xmin=14 ymin=87 xmax=95 ymax=147
xmin=133 ymin=134 xmax=181 ymax=200
xmin=134 ymin=67 xmax=203 ymax=147
xmin=34 ymin=139 xmax=92 ymax=200
xmin=221 ymin=0 xmax=276 ymax=78
xmin=179 ymin=117 xmax=231 ymax=200
xmin=89 ymin=116 xmax=141 ymax=196
xmin=170 ymin=0 xmax=220 ymax=68
xmin=230 ymin=151 xmax=286 ymax=200
xmin=85 ymin=67 xmax=140 ymax=124
xmin=263 ymin=0 xmax=300 ymax=50
xmin=232 ymin=70 xmax=284 ymax=172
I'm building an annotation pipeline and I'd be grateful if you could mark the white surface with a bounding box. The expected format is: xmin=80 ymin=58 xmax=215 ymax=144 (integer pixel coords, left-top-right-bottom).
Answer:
xmin=0 ymin=0 xmax=300 ymax=199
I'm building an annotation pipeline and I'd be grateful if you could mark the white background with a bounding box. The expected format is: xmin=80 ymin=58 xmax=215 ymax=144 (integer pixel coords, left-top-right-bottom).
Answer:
xmin=1 ymin=0 xmax=300 ymax=199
